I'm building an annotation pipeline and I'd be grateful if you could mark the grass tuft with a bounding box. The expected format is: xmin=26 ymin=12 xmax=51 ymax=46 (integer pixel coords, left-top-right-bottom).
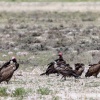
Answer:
xmin=37 ymin=87 xmax=51 ymax=95
xmin=0 ymin=87 xmax=8 ymax=96
xmin=13 ymin=88 xmax=26 ymax=97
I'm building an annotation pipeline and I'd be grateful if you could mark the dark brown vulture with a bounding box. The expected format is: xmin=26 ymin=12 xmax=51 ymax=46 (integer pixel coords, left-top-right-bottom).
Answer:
xmin=74 ymin=63 xmax=85 ymax=77
xmin=40 ymin=62 xmax=59 ymax=76
xmin=40 ymin=61 xmax=72 ymax=76
xmin=53 ymin=62 xmax=79 ymax=80
xmin=0 ymin=57 xmax=19 ymax=84
xmin=40 ymin=52 xmax=72 ymax=76
xmin=85 ymin=63 xmax=100 ymax=78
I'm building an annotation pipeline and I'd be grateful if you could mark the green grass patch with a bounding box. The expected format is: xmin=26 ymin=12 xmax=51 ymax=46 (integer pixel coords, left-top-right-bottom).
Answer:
xmin=13 ymin=88 xmax=26 ymax=97
xmin=85 ymin=82 xmax=100 ymax=87
xmin=0 ymin=87 xmax=8 ymax=96
xmin=37 ymin=87 xmax=51 ymax=95
xmin=0 ymin=87 xmax=31 ymax=97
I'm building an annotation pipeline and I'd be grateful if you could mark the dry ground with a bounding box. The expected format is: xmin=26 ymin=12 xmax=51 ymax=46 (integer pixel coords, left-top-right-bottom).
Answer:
xmin=0 ymin=2 xmax=100 ymax=12
xmin=0 ymin=2 xmax=100 ymax=100
xmin=1 ymin=67 xmax=100 ymax=100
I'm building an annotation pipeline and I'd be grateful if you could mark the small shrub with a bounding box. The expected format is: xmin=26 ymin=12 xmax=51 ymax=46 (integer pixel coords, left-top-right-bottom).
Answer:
xmin=54 ymin=38 xmax=66 ymax=48
xmin=13 ymin=88 xmax=26 ymax=97
xmin=0 ymin=87 xmax=8 ymax=96
xmin=37 ymin=87 xmax=51 ymax=95
xmin=32 ymin=32 xmax=42 ymax=37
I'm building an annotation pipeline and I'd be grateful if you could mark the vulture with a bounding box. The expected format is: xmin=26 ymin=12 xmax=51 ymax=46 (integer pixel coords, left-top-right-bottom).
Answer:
xmin=85 ymin=63 xmax=100 ymax=78
xmin=74 ymin=63 xmax=85 ymax=77
xmin=40 ymin=62 xmax=58 ymax=76
xmin=53 ymin=61 xmax=79 ymax=80
xmin=40 ymin=52 xmax=72 ymax=76
xmin=0 ymin=57 xmax=19 ymax=84
xmin=40 ymin=61 xmax=72 ymax=76
xmin=61 ymin=63 xmax=72 ymax=70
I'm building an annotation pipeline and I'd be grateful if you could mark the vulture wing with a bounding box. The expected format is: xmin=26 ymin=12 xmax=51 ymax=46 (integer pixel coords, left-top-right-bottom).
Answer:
xmin=0 ymin=64 xmax=16 ymax=83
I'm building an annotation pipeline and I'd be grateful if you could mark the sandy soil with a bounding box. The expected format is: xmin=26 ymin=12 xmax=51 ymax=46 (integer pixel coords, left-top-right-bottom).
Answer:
xmin=0 ymin=2 xmax=100 ymax=12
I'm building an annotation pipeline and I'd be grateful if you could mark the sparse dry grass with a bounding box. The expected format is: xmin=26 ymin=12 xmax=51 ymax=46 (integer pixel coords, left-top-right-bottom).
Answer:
xmin=0 ymin=69 xmax=100 ymax=100
xmin=0 ymin=11 xmax=100 ymax=66
xmin=0 ymin=4 xmax=100 ymax=100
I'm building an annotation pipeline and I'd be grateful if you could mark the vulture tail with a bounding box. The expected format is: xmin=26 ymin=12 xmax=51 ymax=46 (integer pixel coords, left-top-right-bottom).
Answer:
xmin=85 ymin=71 xmax=90 ymax=77
xmin=40 ymin=62 xmax=54 ymax=76
xmin=72 ymin=72 xmax=79 ymax=78
xmin=40 ymin=72 xmax=46 ymax=76
xmin=70 ymin=71 xmax=79 ymax=78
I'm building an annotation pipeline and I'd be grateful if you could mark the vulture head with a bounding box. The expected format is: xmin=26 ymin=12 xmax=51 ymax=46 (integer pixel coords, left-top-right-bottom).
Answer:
xmin=11 ymin=56 xmax=17 ymax=63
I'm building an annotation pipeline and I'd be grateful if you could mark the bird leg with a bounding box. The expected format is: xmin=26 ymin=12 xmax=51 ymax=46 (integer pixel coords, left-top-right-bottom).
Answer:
xmin=64 ymin=76 xmax=66 ymax=80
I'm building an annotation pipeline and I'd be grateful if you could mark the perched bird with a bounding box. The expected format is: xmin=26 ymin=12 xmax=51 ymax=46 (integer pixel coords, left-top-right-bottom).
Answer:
xmin=40 ymin=52 xmax=66 ymax=76
xmin=40 ymin=62 xmax=72 ymax=76
xmin=85 ymin=63 xmax=100 ymax=78
xmin=0 ymin=57 xmax=19 ymax=84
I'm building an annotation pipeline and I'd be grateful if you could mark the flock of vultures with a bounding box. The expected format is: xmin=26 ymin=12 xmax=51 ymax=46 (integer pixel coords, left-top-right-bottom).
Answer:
xmin=0 ymin=52 xmax=100 ymax=84
xmin=41 ymin=52 xmax=100 ymax=80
